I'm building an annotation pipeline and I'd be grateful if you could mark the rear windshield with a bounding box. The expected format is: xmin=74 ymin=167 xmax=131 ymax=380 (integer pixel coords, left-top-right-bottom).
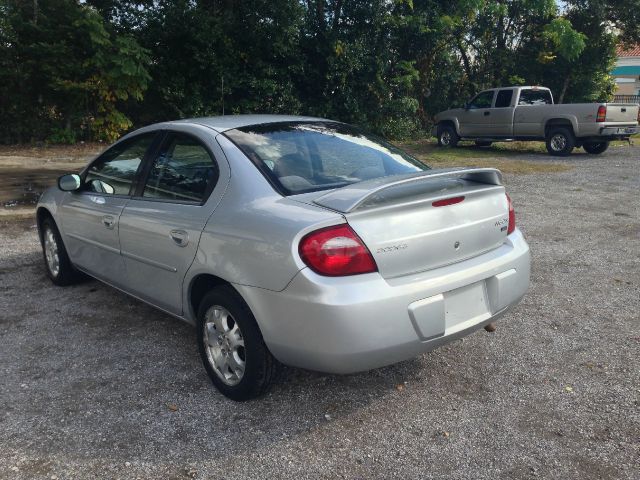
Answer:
xmin=224 ymin=122 xmax=429 ymax=195
xmin=518 ymin=89 xmax=553 ymax=105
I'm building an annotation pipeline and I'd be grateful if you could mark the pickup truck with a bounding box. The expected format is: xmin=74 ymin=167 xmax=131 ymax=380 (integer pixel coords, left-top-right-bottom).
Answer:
xmin=432 ymin=86 xmax=640 ymax=156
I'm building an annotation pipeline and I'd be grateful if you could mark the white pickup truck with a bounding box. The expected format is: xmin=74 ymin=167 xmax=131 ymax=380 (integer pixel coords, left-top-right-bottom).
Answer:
xmin=432 ymin=86 xmax=640 ymax=156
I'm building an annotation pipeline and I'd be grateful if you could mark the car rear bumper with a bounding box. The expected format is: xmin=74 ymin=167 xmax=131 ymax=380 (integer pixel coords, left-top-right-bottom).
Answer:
xmin=236 ymin=229 xmax=530 ymax=374
xmin=598 ymin=125 xmax=639 ymax=137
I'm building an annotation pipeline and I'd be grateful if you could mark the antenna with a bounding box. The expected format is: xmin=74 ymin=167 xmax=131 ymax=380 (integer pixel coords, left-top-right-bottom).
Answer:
xmin=221 ymin=76 xmax=225 ymax=116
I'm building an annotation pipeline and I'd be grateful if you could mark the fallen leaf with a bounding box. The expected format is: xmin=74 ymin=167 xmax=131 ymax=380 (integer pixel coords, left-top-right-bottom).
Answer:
xmin=167 ymin=403 xmax=178 ymax=412
xmin=564 ymin=386 xmax=573 ymax=393
xmin=395 ymin=384 xmax=404 ymax=392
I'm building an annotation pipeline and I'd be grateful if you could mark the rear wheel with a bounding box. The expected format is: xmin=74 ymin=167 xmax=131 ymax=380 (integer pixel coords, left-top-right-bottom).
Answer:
xmin=474 ymin=140 xmax=492 ymax=147
xmin=583 ymin=141 xmax=609 ymax=155
xmin=545 ymin=127 xmax=575 ymax=156
xmin=437 ymin=124 xmax=459 ymax=148
xmin=197 ymin=286 xmax=278 ymax=401
xmin=40 ymin=217 xmax=82 ymax=286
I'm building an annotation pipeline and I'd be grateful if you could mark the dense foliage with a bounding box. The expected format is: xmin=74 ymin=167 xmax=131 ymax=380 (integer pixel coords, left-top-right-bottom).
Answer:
xmin=0 ymin=0 xmax=637 ymax=143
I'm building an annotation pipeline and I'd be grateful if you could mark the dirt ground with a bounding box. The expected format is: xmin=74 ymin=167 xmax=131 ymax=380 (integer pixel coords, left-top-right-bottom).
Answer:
xmin=0 ymin=143 xmax=638 ymax=479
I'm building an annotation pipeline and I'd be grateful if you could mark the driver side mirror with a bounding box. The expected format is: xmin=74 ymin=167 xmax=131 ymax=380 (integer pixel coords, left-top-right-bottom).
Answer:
xmin=463 ymin=102 xmax=470 ymax=110
xmin=57 ymin=174 xmax=81 ymax=192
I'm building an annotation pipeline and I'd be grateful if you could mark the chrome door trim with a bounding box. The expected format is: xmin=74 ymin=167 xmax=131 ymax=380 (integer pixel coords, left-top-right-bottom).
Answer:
xmin=65 ymin=232 xmax=120 ymax=255
xmin=120 ymin=250 xmax=178 ymax=273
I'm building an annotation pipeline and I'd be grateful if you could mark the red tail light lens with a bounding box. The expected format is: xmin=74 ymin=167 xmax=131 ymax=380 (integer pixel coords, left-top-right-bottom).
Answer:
xmin=432 ymin=196 xmax=465 ymax=207
xmin=596 ymin=105 xmax=606 ymax=122
xmin=299 ymin=224 xmax=377 ymax=276
xmin=506 ymin=193 xmax=516 ymax=235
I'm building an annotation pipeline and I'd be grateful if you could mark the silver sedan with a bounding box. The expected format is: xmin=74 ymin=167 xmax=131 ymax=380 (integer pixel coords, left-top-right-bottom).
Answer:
xmin=36 ymin=115 xmax=530 ymax=400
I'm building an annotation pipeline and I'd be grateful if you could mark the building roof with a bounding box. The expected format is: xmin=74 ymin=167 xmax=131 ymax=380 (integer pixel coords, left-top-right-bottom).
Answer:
xmin=617 ymin=45 xmax=640 ymax=57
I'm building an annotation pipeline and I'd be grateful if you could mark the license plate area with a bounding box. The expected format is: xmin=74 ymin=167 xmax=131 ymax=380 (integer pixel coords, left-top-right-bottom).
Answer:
xmin=444 ymin=281 xmax=491 ymax=333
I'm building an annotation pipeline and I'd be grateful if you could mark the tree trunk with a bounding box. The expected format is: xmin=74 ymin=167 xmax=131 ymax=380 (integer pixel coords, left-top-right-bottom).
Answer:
xmin=558 ymin=75 xmax=571 ymax=104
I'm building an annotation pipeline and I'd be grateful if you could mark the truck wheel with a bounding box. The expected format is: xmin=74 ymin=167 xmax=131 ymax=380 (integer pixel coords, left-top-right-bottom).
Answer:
xmin=197 ymin=286 xmax=278 ymax=401
xmin=474 ymin=141 xmax=492 ymax=147
xmin=545 ymin=127 xmax=575 ymax=156
xmin=583 ymin=141 xmax=609 ymax=155
xmin=437 ymin=125 xmax=459 ymax=147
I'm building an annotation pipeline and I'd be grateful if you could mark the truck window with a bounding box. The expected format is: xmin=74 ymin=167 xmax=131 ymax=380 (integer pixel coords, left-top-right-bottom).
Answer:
xmin=518 ymin=89 xmax=552 ymax=105
xmin=495 ymin=90 xmax=514 ymax=108
xmin=468 ymin=91 xmax=494 ymax=109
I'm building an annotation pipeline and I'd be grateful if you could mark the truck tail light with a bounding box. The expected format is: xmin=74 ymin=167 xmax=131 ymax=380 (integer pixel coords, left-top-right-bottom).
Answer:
xmin=596 ymin=105 xmax=606 ymax=122
xmin=507 ymin=193 xmax=516 ymax=235
xmin=299 ymin=224 xmax=377 ymax=276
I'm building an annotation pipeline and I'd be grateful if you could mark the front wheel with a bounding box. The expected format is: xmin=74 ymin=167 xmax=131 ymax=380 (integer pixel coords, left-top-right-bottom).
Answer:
xmin=197 ymin=286 xmax=278 ymax=401
xmin=583 ymin=141 xmax=609 ymax=155
xmin=436 ymin=124 xmax=459 ymax=147
xmin=545 ymin=127 xmax=575 ymax=156
xmin=40 ymin=217 xmax=83 ymax=286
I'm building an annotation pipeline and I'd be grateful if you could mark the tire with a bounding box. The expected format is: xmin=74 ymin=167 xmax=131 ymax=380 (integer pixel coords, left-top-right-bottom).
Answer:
xmin=197 ymin=286 xmax=278 ymax=401
xmin=474 ymin=140 xmax=492 ymax=147
xmin=437 ymin=124 xmax=459 ymax=147
xmin=545 ymin=127 xmax=575 ymax=156
xmin=583 ymin=141 xmax=609 ymax=155
xmin=40 ymin=217 xmax=83 ymax=286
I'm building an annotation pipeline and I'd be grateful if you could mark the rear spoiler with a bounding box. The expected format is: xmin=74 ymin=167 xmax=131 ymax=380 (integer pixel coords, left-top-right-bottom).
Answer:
xmin=313 ymin=168 xmax=503 ymax=213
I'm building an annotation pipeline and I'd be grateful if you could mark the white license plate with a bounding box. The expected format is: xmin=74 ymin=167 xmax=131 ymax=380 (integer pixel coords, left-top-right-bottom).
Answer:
xmin=444 ymin=281 xmax=490 ymax=331
xmin=618 ymin=127 xmax=636 ymax=134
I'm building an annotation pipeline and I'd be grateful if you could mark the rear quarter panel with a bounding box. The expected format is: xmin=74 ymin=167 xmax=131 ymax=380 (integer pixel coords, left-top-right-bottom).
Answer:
xmin=183 ymin=134 xmax=344 ymax=319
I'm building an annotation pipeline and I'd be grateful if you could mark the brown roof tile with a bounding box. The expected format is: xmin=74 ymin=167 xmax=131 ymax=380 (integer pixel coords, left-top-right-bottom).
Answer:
xmin=617 ymin=45 xmax=640 ymax=57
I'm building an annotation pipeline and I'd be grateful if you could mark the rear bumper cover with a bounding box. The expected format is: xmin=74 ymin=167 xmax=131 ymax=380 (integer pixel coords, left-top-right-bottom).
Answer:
xmin=598 ymin=126 xmax=639 ymax=137
xmin=236 ymin=229 xmax=530 ymax=374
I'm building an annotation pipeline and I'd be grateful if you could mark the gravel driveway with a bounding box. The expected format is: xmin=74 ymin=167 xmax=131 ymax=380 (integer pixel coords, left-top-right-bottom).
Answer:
xmin=1 ymin=146 xmax=638 ymax=479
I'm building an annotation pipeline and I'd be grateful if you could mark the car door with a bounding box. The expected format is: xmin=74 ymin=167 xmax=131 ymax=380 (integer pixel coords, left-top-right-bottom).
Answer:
xmin=485 ymin=88 xmax=516 ymax=136
xmin=117 ymin=127 xmax=229 ymax=315
xmin=458 ymin=90 xmax=496 ymax=137
xmin=57 ymin=132 xmax=159 ymax=286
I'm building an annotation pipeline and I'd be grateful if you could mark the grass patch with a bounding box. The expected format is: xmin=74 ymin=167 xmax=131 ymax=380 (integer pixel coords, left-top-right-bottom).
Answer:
xmin=397 ymin=139 xmax=573 ymax=174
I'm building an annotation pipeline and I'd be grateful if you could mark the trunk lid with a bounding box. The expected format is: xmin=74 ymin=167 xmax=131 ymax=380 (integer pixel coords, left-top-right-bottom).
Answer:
xmin=604 ymin=103 xmax=639 ymax=123
xmin=309 ymin=169 xmax=510 ymax=279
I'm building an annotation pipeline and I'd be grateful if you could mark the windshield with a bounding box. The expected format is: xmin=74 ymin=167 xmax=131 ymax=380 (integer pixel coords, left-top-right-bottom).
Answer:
xmin=224 ymin=121 xmax=429 ymax=195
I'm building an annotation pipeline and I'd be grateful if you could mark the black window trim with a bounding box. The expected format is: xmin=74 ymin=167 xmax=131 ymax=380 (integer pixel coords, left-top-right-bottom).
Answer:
xmin=130 ymin=130 xmax=220 ymax=206
xmin=76 ymin=130 xmax=164 ymax=199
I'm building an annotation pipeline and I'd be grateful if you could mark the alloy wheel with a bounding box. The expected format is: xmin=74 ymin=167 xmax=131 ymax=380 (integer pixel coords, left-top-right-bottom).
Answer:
xmin=203 ymin=305 xmax=246 ymax=386
xmin=43 ymin=228 xmax=60 ymax=277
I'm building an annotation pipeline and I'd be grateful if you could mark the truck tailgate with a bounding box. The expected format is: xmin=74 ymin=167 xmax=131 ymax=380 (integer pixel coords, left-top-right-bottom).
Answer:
xmin=605 ymin=104 xmax=639 ymax=123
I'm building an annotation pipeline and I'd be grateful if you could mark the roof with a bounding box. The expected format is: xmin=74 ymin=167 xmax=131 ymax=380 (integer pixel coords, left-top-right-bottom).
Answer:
xmin=616 ymin=45 xmax=640 ymax=57
xmin=174 ymin=114 xmax=328 ymax=132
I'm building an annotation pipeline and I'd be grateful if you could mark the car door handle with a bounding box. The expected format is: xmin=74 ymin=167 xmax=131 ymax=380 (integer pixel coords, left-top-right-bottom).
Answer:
xmin=102 ymin=215 xmax=115 ymax=229
xmin=170 ymin=229 xmax=189 ymax=247
xmin=484 ymin=111 xmax=491 ymax=116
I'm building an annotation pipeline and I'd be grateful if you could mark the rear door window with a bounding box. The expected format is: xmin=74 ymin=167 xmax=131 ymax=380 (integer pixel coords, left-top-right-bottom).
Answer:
xmin=495 ymin=89 xmax=514 ymax=108
xmin=142 ymin=133 xmax=218 ymax=203
xmin=518 ymin=89 xmax=553 ymax=105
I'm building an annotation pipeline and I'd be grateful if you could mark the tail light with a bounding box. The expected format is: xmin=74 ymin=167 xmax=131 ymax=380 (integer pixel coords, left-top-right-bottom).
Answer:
xmin=596 ymin=105 xmax=606 ymax=122
xmin=506 ymin=193 xmax=516 ymax=235
xmin=299 ymin=224 xmax=377 ymax=276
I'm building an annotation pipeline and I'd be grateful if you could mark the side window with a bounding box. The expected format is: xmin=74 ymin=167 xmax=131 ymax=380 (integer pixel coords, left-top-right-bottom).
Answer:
xmin=518 ymin=89 xmax=553 ymax=105
xmin=495 ymin=89 xmax=514 ymax=108
xmin=468 ymin=91 xmax=495 ymax=109
xmin=85 ymin=133 xmax=155 ymax=195
xmin=142 ymin=133 xmax=218 ymax=203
